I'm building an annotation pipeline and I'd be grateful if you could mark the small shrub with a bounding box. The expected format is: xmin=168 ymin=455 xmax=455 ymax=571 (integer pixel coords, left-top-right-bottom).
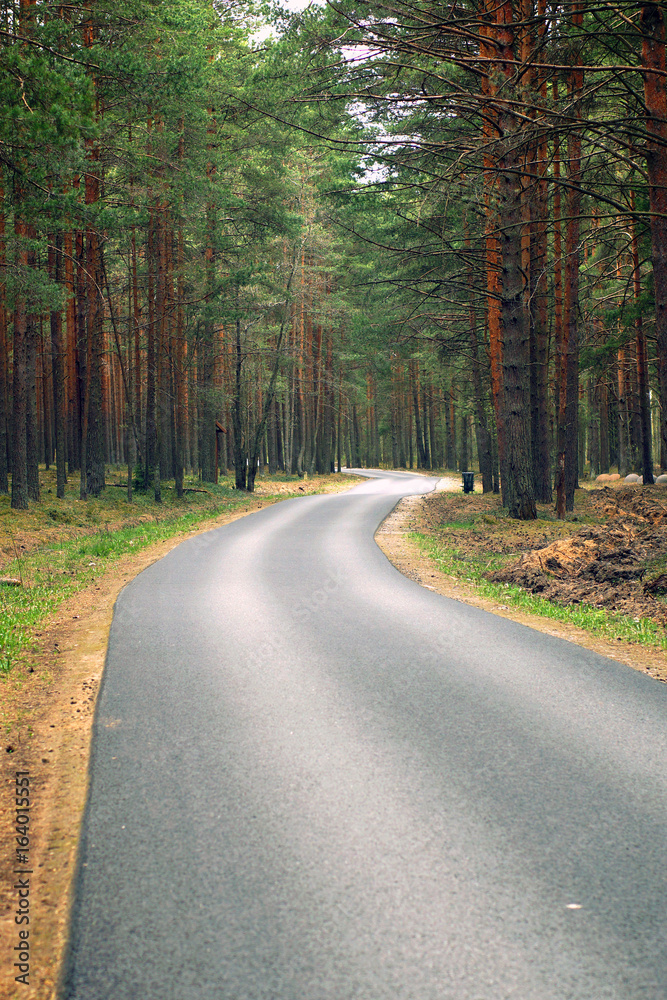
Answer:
xmin=133 ymin=463 xmax=150 ymax=492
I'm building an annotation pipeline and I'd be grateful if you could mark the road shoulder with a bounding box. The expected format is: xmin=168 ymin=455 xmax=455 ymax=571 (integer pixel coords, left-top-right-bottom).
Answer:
xmin=375 ymin=492 xmax=667 ymax=684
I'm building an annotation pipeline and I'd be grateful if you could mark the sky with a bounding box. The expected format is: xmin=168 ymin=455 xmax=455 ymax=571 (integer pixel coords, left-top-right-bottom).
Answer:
xmin=252 ymin=0 xmax=324 ymax=42
xmin=283 ymin=0 xmax=322 ymax=10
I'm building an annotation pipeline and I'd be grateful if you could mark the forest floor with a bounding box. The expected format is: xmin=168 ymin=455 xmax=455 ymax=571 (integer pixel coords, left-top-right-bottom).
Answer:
xmin=0 ymin=468 xmax=361 ymax=1000
xmin=377 ymin=474 xmax=667 ymax=683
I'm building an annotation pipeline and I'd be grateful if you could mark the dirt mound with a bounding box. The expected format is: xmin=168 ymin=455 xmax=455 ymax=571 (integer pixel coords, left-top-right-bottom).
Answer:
xmin=489 ymin=486 xmax=667 ymax=624
xmin=518 ymin=536 xmax=599 ymax=575
xmin=588 ymin=484 xmax=667 ymax=524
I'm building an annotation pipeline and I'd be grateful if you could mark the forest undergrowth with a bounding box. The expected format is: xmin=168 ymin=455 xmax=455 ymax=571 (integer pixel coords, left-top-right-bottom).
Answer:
xmin=0 ymin=467 xmax=357 ymax=676
xmin=411 ymin=482 xmax=667 ymax=653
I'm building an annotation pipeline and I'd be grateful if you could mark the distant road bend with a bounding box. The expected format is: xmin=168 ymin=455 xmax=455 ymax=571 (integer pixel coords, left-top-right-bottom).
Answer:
xmin=62 ymin=470 xmax=667 ymax=1000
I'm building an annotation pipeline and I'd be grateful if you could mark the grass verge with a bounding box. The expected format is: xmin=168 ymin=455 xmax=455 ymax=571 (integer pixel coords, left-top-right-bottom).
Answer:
xmin=412 ymin=530 xmax=667 ymax=651
xmin=0 ymin=496 xmax=247 ymax=673
xmin=0 ymin=469 xmax=355 ymax=676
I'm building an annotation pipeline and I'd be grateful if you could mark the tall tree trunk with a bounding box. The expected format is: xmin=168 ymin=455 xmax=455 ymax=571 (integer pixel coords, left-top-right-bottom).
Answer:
xmin=10 ymin=0 xmax=35 ymax=507
xmin=65 ymin=228 xmax=79 ymax=474
xmin=336 ymin=371 xmax=342 ymax=472
xmin=496 ymin=0 xmax=536 ymax=519
xmin=0 ymin=178 xmax=8 ymax=494
xmin=50 ymin=232 xmax=67 ymax=497
xmin=564 ymin=30 xmax=584 ymax=510
xmin=232 ymin=317 xmax=246 ymax=490
xmin=411 ymin=362 xmax=427 ymax=468
xmin=85 ymin=188 xmax=105 ymax=496
xmin=174 ymin=197 xmax=185 ymax=498
xmin=531 ymin=0 xmax=552 ymax=502
xmin=459 ymin=411 xmax=468 ymax=472
xmin=552 ymin=80 xmax=564 ymax=507
xmin=421 ymin=384 xmax=431 ymax=468
xmin=630 ymin=202 xmax=654 ymax=483
xmin=555 ymin=15 xmax=584 ymax=516
xmin=588 ymin=379 xmax=600 ymax=479
xmin=520 ymin=0 xmax=536 ymax=497
xmin=26 ymin=251 xmax=40 ymax=502
xmin=77 ymin=225 xmax=89 ymax=499
xmin=428 ymin=389 xmax=438 ymax=470
xmin=617 ymin=347 xmax=628 ymax=477
xmin=268 ymin=398 xmax=278 ymax=474
xmin=158 ymin=207 xmax=171 ymax=495
xmin=641 ymin=3 xmax=667 ymax=470
xmin=199 ymin=234 xmax=217 ymax=481
xmin=323 ymin=333 xmax=334 ymax=472
xmin=626 ymin=335 xmax=642 ymax=473
xmin=481 ymin=0 xmax=506 ymax=499
xmin=466 ymin=233 xmax=493 ymax=490
xmin=131 ymin=226 xmax=142 ymax=470
xmin=246 ymin=260 xmax=297 ymax=492
xmin=351 ymin=404 xmax=361 ymax=467
xmin=83 ymin=15 xmax=104 ymax=497
xmin=11 ymin=209 xmax=29 ymax=510
xmin=390 ymin=361 xmax=400 ymax=468
xmin=154 ymin=205 xmax=167 ymax=502
xmin=146 ymin=196 xmax=157 ymax=489
xmin=125 ymin=255 xmax=134 ymax=503
xmin=598 ymin=379 xmax=610 ymax=474
xmin=41 ymin=317 xmax=53 ymax=469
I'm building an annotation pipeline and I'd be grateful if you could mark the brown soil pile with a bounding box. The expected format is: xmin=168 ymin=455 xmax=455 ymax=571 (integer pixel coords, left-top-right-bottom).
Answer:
xmin=489 ymin=486 xmax=667 ymax=623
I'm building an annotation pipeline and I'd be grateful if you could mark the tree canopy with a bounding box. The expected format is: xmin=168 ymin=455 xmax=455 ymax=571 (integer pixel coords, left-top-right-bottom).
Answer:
xmin=1 ymin=0 xmax=666 ymax=517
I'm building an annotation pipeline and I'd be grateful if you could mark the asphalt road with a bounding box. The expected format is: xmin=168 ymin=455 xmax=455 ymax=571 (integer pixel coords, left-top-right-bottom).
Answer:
xmin=61 ymin=471 xmax=667 ymax=1000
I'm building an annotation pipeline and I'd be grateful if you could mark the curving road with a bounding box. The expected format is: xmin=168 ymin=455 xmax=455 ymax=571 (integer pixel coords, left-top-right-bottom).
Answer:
xmin=61 ymin=471 xmax=667 ymax=1000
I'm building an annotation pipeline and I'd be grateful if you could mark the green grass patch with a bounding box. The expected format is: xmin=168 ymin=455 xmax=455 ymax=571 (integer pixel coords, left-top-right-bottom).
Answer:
xmin=412 ymin=531 xmax=667 ymax=652
xmin=0 ymin=496 xmax=244 ymax=674
xmin=0 ymin=472 xmax=284 ymax=675
xmin=0 ymin=468 xmax=359 ymax=676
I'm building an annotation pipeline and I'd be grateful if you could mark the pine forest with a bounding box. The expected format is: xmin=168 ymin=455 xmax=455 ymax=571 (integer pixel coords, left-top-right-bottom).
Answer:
xmin=2 ymin=0 xmax=667 ymax=520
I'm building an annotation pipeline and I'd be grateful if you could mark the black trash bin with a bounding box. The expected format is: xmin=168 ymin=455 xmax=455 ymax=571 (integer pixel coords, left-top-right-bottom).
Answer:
xmin=462 ymin=471 xmax=474 ymax=494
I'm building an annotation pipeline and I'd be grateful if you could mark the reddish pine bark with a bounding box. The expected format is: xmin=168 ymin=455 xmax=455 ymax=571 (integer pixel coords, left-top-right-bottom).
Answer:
xmin=131 ymin=227 xmax=141 ymax=457
xmin=172 ymin=123 xmax=186 ymax=497
xmin=12 ymin=206 xmax=29 ymax=510
xmin=465 ymin=227 xmax=493 ymax=490
xmin=555 ymin=12 xmax=584 ymax=517
xmin=564 ymin=31 xmax=584 ymax=510
xmin=410 ymin=361 xmax=427 ymax=468
xmin=174 ymin=222 xmax=185 ymax=498
xmin=598 ymin=379 xmax=610 ymax=473
xmin=496 ymin=0 xmax=536 ymax=519
xmin=530 ymin=0 xmax=551 ymax=502
xmin=481 ymin=0 xmax=505 ymax=495
xmin=11 ymin=2 xmax=36 ymax=510
xmin=617 ymin=343 xmax=628 ymax=477
xmin=146 ymin=194 xmax=158 ymax=488
xmin=84 ymin=144 xmax=105 ymax=497
xmin=49 ymin=232 xmax=67 ymax=497
xmin=0 ymin=176 xmax=8 ymax=493
xmin=82 ymin=12 xmax=105 ymax=497
xmin=64 ymin=228 xmax=79 ymax=473
xmin=641 ymin=3 xmax=667 ymax=469
xmin=630 ymin=199 xmax=654 ymax=482
xmin=26 ymin=232 xmax=40 ymax=502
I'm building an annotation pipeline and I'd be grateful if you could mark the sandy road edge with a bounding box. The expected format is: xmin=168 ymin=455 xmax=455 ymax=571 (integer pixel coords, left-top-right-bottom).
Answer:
xmin=375 ymin=493 xmax=667 ymax=684
xmin=0 ymin=497 xmax=282 ymax=1000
